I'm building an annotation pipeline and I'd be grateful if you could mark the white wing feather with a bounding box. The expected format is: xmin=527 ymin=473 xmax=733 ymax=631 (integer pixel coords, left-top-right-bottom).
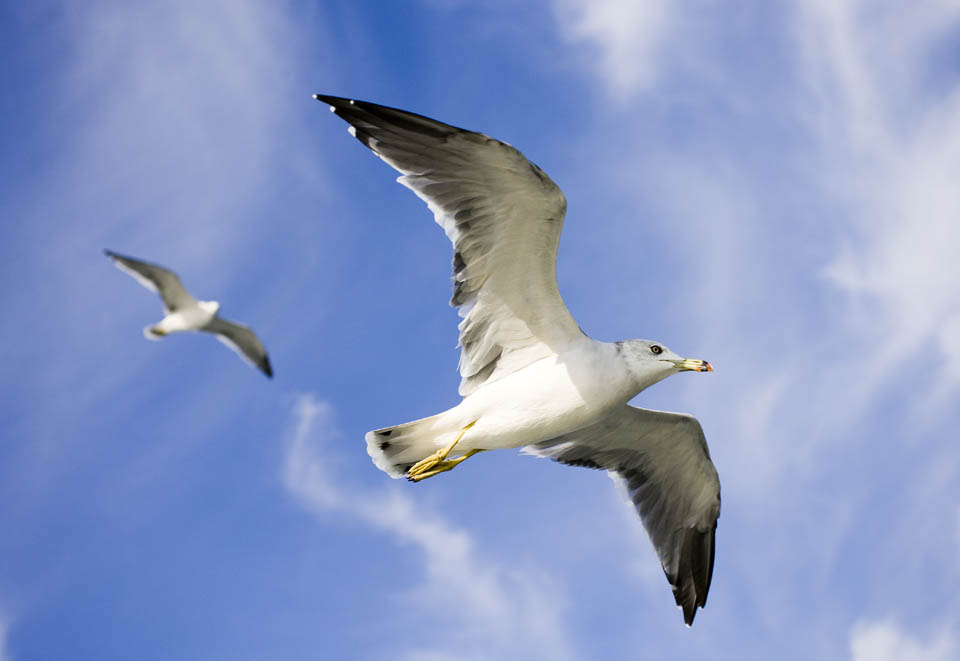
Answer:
xmin=105 ymin=250 xmax=197 ymax=312
xmin=317 ymin=96 xmax=583 ymax=395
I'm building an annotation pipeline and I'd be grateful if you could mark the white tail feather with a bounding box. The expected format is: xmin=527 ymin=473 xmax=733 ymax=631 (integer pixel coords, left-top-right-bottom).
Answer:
xmin=143 ymin=325 xmax=164 ymax=341
xmin=365 ymin=413 xmax=446 ymax=478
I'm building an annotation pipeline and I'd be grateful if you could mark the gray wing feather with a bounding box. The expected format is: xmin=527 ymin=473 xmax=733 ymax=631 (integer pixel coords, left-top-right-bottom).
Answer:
xmin=525 ymin=405 xmax=720 ymax=626
xmin=104 ymin=249 xmax=196 ymax=312
xmin=316 ymin=95 xmax=582 ymax=395
xmin=204 ymin=317 xmax=273 ymax=378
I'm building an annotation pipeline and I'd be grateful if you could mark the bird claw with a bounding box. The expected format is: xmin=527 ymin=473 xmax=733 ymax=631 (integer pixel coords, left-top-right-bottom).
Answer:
xmin=405 ymin=421 xmax=480 ymax=482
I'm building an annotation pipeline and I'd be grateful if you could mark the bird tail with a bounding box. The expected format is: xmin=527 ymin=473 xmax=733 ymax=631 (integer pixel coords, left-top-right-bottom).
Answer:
xmin=143 ymin=325 xmax=165 ymax=340
xmin=365 ymin=413 xmax=447 ymax=478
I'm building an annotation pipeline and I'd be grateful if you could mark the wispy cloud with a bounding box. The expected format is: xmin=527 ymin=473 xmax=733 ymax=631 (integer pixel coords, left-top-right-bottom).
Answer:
xmin=282 ymin=394 xmax=575 ymax=661
xmin=551 ymin=0 xmax=672 ymax=98
xmin=544 ymin=1 xmax=960 ymax=646
xmin=10 ymin=0 xmax=328 ymax=383
xmin=797 ymin=0 xmax=960 ymax=401
xmin=850 ymin=619 xmax=957 ymax=661
xmin=43 ymin=0 xmax=322 ymax=277
xmin=552 ymin=0 xmax=960 ymax=377
xmin=2 ymin=0 xmax=328 ymax=507
xmin=551 ymin=0 xmax=960 ymax=473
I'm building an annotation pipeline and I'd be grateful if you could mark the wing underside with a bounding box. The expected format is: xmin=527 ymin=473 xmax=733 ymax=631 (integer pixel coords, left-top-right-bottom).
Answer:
xmin=204 ymin=317 xmax=273 ymax=378
xmin=526 ymin=405 xmax=720 ymax=626
xmin=316 ymin=95 xmax=582 ymax=395
xmin=105 ymin=249 xmax=196 ymax=312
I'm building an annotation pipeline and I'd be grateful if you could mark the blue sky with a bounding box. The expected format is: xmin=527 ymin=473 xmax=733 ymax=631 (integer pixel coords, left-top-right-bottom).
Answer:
xmin=2 ymin=1 xmax=959 ymax=659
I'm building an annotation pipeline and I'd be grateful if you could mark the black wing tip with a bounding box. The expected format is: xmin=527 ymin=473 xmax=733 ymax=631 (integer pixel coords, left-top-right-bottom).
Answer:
xmin=670 ymin=525 xmax=717 ymax=627
xmin=104 ymin=248 xmax=141 ymax=264
xmin=673 ymin=579 xmax=705 ymax=627
xmin=313 ymin=92 xmax=465 ymax=137
xmin=260 ymin=356 xmax=273 ymax=378
xmin=313 ymin=93 xmax=350 ymax=108
xmin=313 ymin=93 xmax=348 ymax=102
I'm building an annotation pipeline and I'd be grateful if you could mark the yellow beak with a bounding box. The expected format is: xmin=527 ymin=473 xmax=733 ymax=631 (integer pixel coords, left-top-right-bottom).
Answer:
xmin=672 ymin=358 xmax=713 ymax=372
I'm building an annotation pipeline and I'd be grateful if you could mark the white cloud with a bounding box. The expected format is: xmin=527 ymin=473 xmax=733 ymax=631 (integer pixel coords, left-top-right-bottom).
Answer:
xmin=49 ymin=0 xmax=319 ymax=272
xmin=938 ymin=315 xmax=960 ymax=379
xmin=20 ymin=0 xmax=319 ymax=365
xmin=282 ymin=394 xmax=574 ymax=661
xmin=798 ymin=0 xmax=960 ymax=397
xmin=551 ymin=0 xmax=672 ymax=98
xmin=3 ymin=0 xmax=328 ymax=502
xmin=607 ymin=0 xmax=960 ymax=486
xmin=539 ymin=6 xmax=960 ymax=643
xmin=551 ymin=0 xmax=960 ymax=408
xmin=282 ymin=397 xmax=345 ymax=512
xmin=850 ymin=619 xmax=957 ymax=661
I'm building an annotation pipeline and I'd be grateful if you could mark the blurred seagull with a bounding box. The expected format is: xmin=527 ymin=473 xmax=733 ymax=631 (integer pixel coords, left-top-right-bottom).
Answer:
xmin=105 ymin=250 xmax=273 ymax=378
xmin=316 ymin=95 xmax=717 ymax=625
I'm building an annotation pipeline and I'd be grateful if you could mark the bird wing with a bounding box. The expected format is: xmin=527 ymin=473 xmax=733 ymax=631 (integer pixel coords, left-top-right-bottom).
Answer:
xmin=204 ymin=317 xmax=273 ymax=378
xmin=104 ymin=249 xmax=197 ymax=313
xmin=525 ymin=405 xmax=720 ymax=626
xmin=317 ymin=95 xmax=582 ymax=396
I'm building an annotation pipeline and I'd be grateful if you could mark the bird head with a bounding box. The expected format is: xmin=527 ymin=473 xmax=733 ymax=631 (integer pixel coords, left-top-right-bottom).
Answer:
xmin=619 ymin=339 xmax=713 ymax=390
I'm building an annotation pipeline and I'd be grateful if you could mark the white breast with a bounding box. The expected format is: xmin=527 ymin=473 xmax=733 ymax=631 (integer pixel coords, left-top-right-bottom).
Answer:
xmin=448 ymin=339 xmax=636 ymax=451
xmin=157 ymin=301 xmax=218 ymax=334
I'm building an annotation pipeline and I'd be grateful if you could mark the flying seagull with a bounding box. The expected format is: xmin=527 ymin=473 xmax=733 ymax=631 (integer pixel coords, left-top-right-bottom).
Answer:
xmin=316 ymin=94 xmax=718 ymax=625
xmin=105 ymin=250 xmax=273 ymax=378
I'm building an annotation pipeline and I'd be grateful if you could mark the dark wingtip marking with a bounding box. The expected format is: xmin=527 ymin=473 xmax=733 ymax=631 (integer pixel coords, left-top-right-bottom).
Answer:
xmin=379 ymin=440 xmax=391 ymax=451
xmin=563 ymin=457 xmax=604 ymax=470
xmin=262 ymin=357 xmax=274 ymax=378
xmin=450 ymin=280 xmax=470 ymax=307
xmin=377 ymin=429 xmax=393 ymax=437
xmin=670 ymin=525 xmax=716 ymax=627
xmin=452 ymin=250 xmax=466 ymax=275
xmin=315 ymin=93 xmax=467 ymax=139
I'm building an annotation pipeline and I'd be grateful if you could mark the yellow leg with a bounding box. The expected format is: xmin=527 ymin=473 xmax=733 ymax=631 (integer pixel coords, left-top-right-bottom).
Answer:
xmin=407 ymin=421 xmax=478 ymax=481
xmin=408 ymin=449 xmax=485 ymax=482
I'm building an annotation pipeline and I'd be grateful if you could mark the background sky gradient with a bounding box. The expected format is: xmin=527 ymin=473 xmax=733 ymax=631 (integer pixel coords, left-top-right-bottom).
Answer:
xmin=2 ymin=1 xmax=959 ymax=659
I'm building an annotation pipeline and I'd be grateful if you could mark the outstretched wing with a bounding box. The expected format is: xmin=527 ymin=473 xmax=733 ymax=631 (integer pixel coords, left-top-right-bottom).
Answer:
xmin=316 ymin=95 xmax=582 ymax=395
xmin=526 ymin=405 xmax=720 ymax=626
xmin=204 ymin=317 xmax=273 ymax=378
xmin=104 ymin=249 xmax=196 ymax=312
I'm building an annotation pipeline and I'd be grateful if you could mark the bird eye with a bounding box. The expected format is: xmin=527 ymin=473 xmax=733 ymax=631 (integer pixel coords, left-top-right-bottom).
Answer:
xmin=650 ymin=345 xmax=663 ymax=355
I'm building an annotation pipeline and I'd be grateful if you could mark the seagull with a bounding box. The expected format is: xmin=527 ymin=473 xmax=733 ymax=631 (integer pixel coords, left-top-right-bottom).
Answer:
xmin=105 ymin=250 xmax=273 ymax=378
xmin=316 ymin=95 xmax=718 ymax=625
